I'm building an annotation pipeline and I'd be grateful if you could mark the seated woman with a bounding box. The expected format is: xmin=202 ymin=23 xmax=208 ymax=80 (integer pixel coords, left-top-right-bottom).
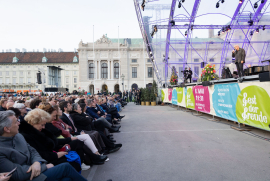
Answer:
xmin=0 ymin=110 xmax=87 ymax=181
xmin=75 ymin=103 xmax=122 ymax=154
xmin=39 ymin=103 xmax=101 ymax=155
xmin=19 ymin=109 xmax=85 ymax=172
xmin=13 ymin=102 xmax=27 ymax=122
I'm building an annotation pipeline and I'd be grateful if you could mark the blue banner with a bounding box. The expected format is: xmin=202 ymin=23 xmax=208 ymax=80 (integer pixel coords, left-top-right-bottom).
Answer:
xmin=212 ymin=83 xmax=240 ymax=121
xmin=172 ymin=88 xmax=178 ymax=105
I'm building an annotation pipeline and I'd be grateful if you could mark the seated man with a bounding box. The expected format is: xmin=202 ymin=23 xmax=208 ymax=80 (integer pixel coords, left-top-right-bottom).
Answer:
xmin=0 ymin=110 xmax=87 ymax=181
xmin=85 ymin=99 xmax=120 ymax=132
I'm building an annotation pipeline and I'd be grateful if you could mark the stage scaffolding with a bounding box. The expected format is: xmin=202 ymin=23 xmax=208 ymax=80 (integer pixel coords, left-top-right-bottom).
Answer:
xmin=134 ymin=0 xmax=270 ymax=86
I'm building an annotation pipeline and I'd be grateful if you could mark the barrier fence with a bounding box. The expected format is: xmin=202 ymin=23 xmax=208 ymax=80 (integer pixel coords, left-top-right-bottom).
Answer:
xmin=161 ymin=81 xmax=270 ymax=131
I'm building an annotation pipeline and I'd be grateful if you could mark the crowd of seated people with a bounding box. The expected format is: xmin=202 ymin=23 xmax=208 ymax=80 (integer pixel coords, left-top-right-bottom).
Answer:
xmin=0 ymin=93 xmax=127 ymax=181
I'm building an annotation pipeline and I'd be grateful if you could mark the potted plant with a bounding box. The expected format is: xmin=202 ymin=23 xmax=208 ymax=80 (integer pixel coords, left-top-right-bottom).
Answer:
xmin=201 ymin=63 xmax=219 ymax=86
xmin=145 ymin=87 xmax=150 ymax=106
xmin=141 ymin=88 xmax=145 ymax=105
xmin=151 ymin=81 xmax=157 ymax=106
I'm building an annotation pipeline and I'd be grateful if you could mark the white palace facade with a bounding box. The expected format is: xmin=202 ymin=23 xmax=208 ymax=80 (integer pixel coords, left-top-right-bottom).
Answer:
xmin=78 ymin=35 xmax=156 ymax=94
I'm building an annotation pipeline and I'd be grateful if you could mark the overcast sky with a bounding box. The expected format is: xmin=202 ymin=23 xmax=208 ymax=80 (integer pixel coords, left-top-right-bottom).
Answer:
xmin=0 ymin=0 xmax=256 ymax=52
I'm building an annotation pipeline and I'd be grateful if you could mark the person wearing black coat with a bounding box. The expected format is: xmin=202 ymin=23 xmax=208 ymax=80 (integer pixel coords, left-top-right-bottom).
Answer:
xmin=19 ymin=120 xmax=83 ymax=172
xmin=71 ymin=103 xmax=122 ymax=153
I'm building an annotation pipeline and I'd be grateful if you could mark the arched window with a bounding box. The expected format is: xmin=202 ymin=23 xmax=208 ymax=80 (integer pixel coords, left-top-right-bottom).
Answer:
xmin=89 ymin=63 xmax=94 ymax=79
xmin=114 ymin=63 xmax=119 ymax=79
xmin=101 ymin=63 xmax=108 ymax=79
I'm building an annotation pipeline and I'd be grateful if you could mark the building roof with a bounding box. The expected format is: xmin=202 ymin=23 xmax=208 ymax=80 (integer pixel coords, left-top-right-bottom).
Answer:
xmin=0 ymin=52 xmax=79 ymax=64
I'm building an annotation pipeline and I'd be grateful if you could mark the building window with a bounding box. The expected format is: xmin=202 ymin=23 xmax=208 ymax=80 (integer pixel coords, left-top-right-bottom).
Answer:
xmin=28 ymin=78 xmax=31 ymax=83
xmin=194 ymin=58 xmax=199 ymax=62
xmin=74 ymin=84 xmax=77 ymax=88
xmin=74 ymin=71 xmax=77 ymax=75
xmin=179 ymin=59 xmax=183 ymax=62
xmin=179 ymin=67 xmax=183 ymax=78
xmin=0 ymin=66 xmax=1 ymax=68
xmin=20 ymin=66 xmax=23 ymax=68
xmin=20 ymin=86 xmax=23 ymax=89
xmin=36 ymin=86 xmax=38 ymax=88
xmin=101 ymin=63 xmax=108 ymax=79
xmin=74 ymin=78 xmax=77 ymax=83
xmin=147 ymin=59 xmax=151 ymax=63
xmin=20 ymin=72 xmax=23 ymax=76
xmin=13 ymin=66 xmax=16 ymax=68
xmin=66 ymin=78 xmax=69 ymax=84
xmin=194 ymin=66 xmax=199 ymax=77
xmin=66 ymin=84 xmax=69 ymax=88
xmin=209 ymin=58 xmax=214 ymax=62
xmin=28 ymin=71 xmax=31 ymax=75
xmin=20 ymin=78 xmax=23 ymax=83
xmin=132 ymin=67 xmax=137 ymax=78
xmin=239 ymin=36 xmax=242 ymax=39
xmin=132 ymin=59 xmax=137 ymax=63
xmin=6 ymin=72 xmax=9 ymax=76
xmin=0 ymin=78 xmax=2 ymax=84
xmin=28 ymin=66 xmax=30 ymax=68
xmin=12 ymin=78 xmax=16 ymax=84
xmin=13 ymin=71 xmax=16 ymax=76
xmin=6 ymin=66 xmax=9 ymax=68
xmin=6 ymin=78 xmax=9 ymax=84
xmin=0 ymin=72 xmax=2 ymax=76
xmin=66 ymin=71 xmax=69 ymax=76
xmin=89 ymin=63 xmax=94 ymax=79
xmin=148 ymin=67 xmax=153 ymax=78
xmin=114 ymin=63 xmax=119 ymax=79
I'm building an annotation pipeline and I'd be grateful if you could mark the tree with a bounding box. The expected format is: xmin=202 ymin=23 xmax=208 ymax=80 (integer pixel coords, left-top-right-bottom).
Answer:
xmin=26 ymin=91 xmax=29 ymax=96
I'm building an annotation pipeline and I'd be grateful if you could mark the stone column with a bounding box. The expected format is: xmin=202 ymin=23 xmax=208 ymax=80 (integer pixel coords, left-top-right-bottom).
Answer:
xmin=111 ymin=60 xmax=114 ymax=80
xmin=98 ymin=60 xmax=101 ymax=79
xmin=108 ymin=60 xmax=111 ymax=80
xmin=95 ymin=60 xmax=98 ymax=80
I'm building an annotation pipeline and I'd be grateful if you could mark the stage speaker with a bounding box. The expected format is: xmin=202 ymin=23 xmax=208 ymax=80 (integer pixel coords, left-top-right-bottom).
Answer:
xmin=201 ymin=62 xmax=205 ymax=68
xmin=225 ymin=67 xmax=233 ymax=78
xmin=259 ymin=72 xmax=270 ymax=82
xmin=37 ymin=72 xmax=42 ymax=84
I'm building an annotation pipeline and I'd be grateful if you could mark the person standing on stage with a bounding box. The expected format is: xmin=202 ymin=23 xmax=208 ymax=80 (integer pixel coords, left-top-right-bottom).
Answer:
xmin=187 ymin=68 xmax=193 ymax=83
xmin=232 ymin=45 xmax=246 ymax=78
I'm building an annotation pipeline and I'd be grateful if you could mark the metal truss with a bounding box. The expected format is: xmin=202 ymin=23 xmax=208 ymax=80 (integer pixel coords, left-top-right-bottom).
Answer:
xmin=134 ymin=0 xmax=270 ymax=85
xmin=133 ymin=0 xmax=162 ymax=84
xmin=154 ymin=25 xmax=270 ymax=29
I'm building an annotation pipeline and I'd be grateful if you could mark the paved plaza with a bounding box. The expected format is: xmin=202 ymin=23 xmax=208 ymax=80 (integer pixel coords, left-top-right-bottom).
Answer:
xmin=83 ymin=103 xmax=270 ymax=181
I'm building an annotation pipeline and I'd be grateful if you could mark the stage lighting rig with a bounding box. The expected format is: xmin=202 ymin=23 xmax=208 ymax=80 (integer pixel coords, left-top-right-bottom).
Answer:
xmin=263 ymin=25 xmax=266 ymax=31
xmin=185 ymin=30 xmax=188 ymax=36
xmin=248 ymin=20 xmax=253 ymax=26
xmin=256 ymin=28 xmax=259 ymax=33
xmin=178 ymin=1 xmax=182 ymax=8
xmin=250 ymin=31 xmax=254 ymax=36
xmin=178 ymin=0 xmax=185 ymax=8
xmin=191 ymin=25 xmax=194 ymax=31
xmin=141 ymin=0 xmax=145 ymax=11
xmin=216 ymin=0 xmax=225 ymax=8
xmin=239 ymin=0 xmax=243 ymax=3
xmin=218 ymin=31 xmax=221 ymax=36
xmin=170 ymin=19 xmax=175 ymax=26
xmin=254 ymin=0 xmax=265 ymax=9
xmin=227 ymin=25 xmax=231 ymax=31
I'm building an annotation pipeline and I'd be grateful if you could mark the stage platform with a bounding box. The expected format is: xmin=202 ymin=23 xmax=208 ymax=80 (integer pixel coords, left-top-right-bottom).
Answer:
xmin=170 ymin=75 xmax=260 ymax=87
xmin=161 ymin=78 xmax=270 ymax=132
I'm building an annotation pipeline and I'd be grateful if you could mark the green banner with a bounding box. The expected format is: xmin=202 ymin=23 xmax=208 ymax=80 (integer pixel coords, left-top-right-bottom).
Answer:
xmin=236 ymin=85 xmax=270 ymax=130
xmin=185 ymin=87 xmax=195 ymax=109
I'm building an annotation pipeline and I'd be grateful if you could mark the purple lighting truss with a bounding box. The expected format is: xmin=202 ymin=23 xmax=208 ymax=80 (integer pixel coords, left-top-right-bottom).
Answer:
xmin=134 ymin=0 xmax=270 ymax=86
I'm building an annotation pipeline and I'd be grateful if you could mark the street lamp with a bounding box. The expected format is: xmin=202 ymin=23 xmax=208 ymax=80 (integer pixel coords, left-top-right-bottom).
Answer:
xmin=121 ymin=74 xmax=125 ymax=92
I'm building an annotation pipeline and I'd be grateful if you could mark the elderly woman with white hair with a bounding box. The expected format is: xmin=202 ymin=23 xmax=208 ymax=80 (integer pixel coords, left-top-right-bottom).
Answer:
xmin=13 ymin=102 xmax=27 ymax=122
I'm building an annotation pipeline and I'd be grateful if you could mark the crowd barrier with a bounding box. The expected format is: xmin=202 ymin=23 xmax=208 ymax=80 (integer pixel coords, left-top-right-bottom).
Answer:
xmin=161 ymin=81 xmax=270 ymax=131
